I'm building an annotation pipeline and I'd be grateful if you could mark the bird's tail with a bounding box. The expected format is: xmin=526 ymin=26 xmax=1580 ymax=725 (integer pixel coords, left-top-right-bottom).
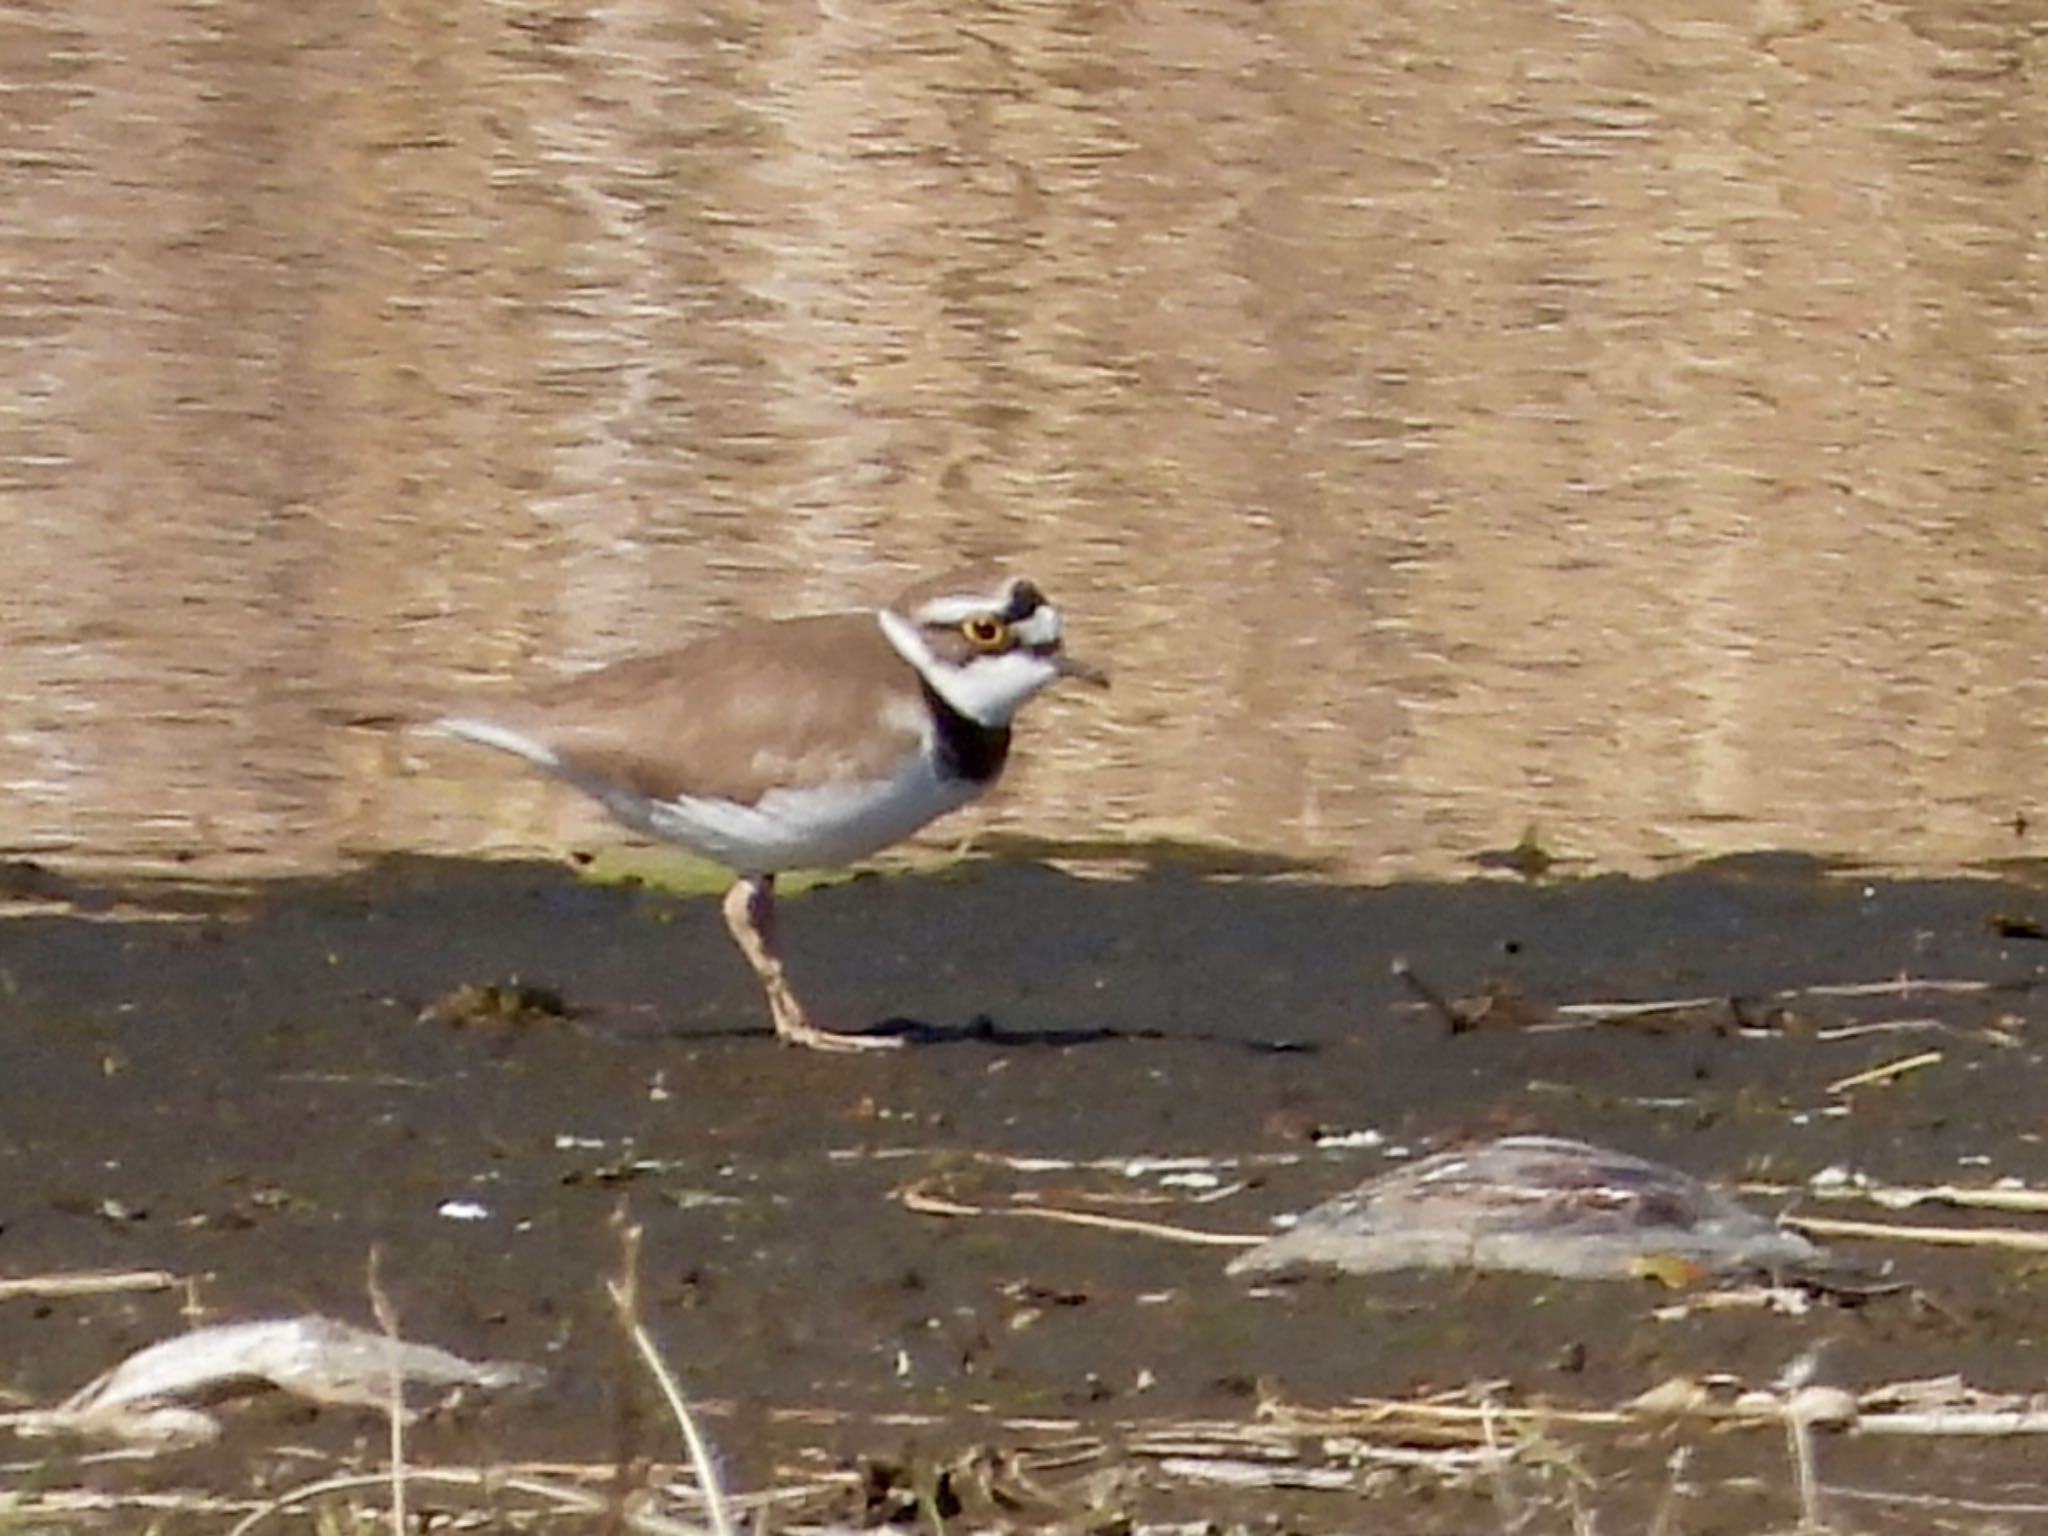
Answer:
xmin=429 ymin=715 xmax=566 ymax=773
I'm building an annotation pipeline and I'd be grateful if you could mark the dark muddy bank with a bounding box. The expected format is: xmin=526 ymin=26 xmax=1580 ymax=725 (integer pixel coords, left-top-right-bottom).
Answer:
xmin=5 ymin=852 xmax=2048 ymax=1530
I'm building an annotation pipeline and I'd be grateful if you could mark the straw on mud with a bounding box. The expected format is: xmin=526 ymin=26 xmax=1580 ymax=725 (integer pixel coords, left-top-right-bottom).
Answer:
xmin=1522 ymin=977 xmax=2000 ymax=1033
xmin=220 ymin=1468 xmax=706 ymax=1536
xmin=1172 ymin=1380 xmax=2048 ymax=1450
xmin=608 ymin=1211 xmax=735 ymax=1536
xmin=1276 ymin=1398 xmax=1636 ymax=1435
xmin=201 ymin=1374 xmax=2048 ymax=1536
xmin=365 ymin=1245 xmax=406 ymax=1536
xmin=1569 ymin=979 xmax=1994 ymax=1014
xmin=897 ymin=1181 xmax=1261 ymax=1245
xmin=0 ymin=1269 xmax=177 ymax=1301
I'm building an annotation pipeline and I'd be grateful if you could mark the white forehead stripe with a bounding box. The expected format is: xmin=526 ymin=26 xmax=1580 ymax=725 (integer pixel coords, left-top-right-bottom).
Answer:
xmin=911 ymin=592 xmax=1021 ymax=625
xmin=904 ymin=584 xmax=1063 ymax=649
xmin=1011 ymin=606 xmax=1062 ymax=647
xmin=878 ymin=607 xmax=939 ymax=681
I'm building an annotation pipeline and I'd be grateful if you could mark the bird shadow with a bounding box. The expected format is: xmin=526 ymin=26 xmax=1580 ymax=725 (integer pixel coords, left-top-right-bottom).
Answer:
xmin=665 ymin=1014 xmax=1315 ymax=1054
xmin=866 ymin=1013 xmax=1318 ymax=1054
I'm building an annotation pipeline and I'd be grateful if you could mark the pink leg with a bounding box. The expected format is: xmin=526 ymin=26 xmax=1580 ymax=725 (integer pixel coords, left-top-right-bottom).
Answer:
xmin=719 ymin=876 xmax=901 ymax=1053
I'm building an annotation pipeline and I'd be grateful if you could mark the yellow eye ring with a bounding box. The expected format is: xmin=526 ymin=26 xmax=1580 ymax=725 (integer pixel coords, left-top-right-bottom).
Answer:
xmin=962 ymin=616 xmax=1007 ymax=650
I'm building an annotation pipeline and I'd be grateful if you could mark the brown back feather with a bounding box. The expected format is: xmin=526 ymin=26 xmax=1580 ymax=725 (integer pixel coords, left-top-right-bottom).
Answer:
xmin=487 ymin=613 xmax=927 ymax=805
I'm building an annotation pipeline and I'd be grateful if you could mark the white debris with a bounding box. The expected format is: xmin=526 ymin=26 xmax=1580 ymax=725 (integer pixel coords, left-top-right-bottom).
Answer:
xmin=1311 ymin=1129 xmax=1387 ymax=1151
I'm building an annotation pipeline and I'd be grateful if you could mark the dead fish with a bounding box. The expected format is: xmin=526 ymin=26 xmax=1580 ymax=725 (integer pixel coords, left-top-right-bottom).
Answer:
xmin=1228 ymin=1134 xmax=1823 ymax=1283
xmin=19 ymin=1314 xmax=541 ymax=1448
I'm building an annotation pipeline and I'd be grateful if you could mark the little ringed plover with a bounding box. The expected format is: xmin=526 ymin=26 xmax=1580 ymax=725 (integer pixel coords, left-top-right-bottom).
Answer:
xmin=429 ymin=568 xmax=1106 ymax=1052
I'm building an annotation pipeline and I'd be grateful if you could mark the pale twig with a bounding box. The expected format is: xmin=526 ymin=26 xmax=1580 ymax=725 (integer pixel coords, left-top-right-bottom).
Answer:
xmin=1479 ymin=1392 xmax=1524 ymax=1532
xmin=831 ymin=1145 xmax=1315 ymax=1173
xmin=1150 ymin=1458 xmax=1361 ymax=1489
xmin=1801 ymin=980 xmax=1990 ymax=998
xmin=1783 ymin=1214 xmax=2048 ymax=1252
xmin=1824 ymin=1050 xmax=1943 ymax=1094
xmin=1825 ymin=1483 xmax=2048 ymax=1514
xmin=897 ymin=1181 xmax=1262 ymax=1245
xmin=1778 ymin=1348 xmax=1828 ymax=1533
xmin=1854 ymin=1410 xmax=2048 ymax=1436
xmin=1811 ymin=1019 xmax=1945 ymax=1041
xmin=608 ymin=1212 xmax=735 ymax=1536
xmin=469 ymin=1457 xmax=854 ymax=1512
xmin=1646 ymin=1445 xmax=1692 ymax=1536
xmin=0 ymin=1269 xmax=177 ymax=1301
xmin=1391 ymin=958 xmax=1469 ymax=1030
xmin=1742 ymin=1181 xmax=2048 ymax=1214
xmin=1564 ymin=979 xmax=1993 ymax=1011
xmin=365 ymin=1246 xmax=405 ymax=1536
xmin=1550 ymin=996 xmax=1723 ymax=1022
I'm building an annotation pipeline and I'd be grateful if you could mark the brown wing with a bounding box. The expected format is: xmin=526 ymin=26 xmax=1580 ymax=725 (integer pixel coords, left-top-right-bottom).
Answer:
xmin=491 ymin=613 xmax=927 ymax=806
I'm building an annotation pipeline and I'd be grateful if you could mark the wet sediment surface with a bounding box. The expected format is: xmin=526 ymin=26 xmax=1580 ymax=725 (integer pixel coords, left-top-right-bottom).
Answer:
xmin=7 ymin=853 xmax=2048 ymax=1529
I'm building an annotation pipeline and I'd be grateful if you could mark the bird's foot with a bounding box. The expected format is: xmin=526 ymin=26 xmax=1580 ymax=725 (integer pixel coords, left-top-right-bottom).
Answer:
xmin=774 ymin=1013 xmax=905 ymax=1053
xmin=725 ymin=875 xmax=903 ymax=1052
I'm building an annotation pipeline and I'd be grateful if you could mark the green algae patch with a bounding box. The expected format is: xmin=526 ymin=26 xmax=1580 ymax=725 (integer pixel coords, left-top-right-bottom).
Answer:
xmin=573 ymin=845 xmax=974 ymax=898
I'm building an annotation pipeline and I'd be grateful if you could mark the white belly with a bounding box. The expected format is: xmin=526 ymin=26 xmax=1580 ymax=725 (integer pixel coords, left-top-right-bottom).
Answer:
xmin=593 ymin=752 xmax=986 ymax=875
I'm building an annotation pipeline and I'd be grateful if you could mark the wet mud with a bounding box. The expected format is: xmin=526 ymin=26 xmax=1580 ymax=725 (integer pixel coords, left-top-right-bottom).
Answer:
xmin=6 ymin=851 xmax=2048 ymax=1530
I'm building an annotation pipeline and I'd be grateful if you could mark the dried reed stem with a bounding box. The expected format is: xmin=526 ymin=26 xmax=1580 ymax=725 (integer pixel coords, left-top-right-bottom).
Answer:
xmin=608 ymin=1213 xmax=735 ymax=1536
